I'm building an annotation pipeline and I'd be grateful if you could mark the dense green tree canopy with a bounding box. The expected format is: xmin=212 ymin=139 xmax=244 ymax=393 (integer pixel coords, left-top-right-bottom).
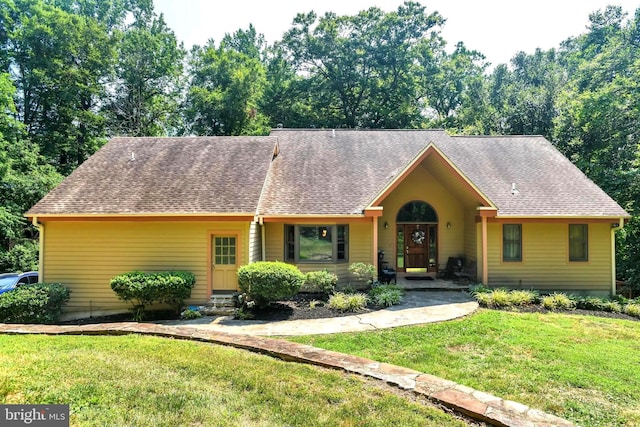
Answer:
xmin=183 ymin=27 xmax=269 ymax=136
xmin=104 ymin=12 xmax=185 ymax=136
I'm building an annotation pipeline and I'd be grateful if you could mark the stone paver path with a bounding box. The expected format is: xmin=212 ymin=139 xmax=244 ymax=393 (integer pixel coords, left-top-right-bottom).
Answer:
xmin=161 ymin=291 xmax=479 ymax=336
xmin=0 ymin=321 xmax=574 ymax=427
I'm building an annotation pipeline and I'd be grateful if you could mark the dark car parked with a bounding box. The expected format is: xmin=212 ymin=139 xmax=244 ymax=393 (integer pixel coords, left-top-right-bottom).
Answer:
xmin=0 ymin=271 xmax=39 ymax=295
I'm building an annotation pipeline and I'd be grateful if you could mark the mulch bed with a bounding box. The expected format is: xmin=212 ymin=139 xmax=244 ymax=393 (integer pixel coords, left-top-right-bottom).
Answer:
xmin=60 ymin=294 xmax=381 ymax=324
xmin=60 ymin=293 xmax=639 ymax=324
xmin=246 ymin=293 xmax=381 ymax=321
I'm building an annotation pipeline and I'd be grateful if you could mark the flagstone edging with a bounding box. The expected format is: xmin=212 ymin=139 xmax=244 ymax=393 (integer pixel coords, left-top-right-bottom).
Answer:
xmin=0 ymin=322 xmax=573 ymax=427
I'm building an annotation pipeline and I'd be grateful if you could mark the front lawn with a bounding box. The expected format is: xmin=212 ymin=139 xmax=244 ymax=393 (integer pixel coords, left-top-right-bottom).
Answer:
xmin=0 ymin=335 xmax=465 ymax=427
xmin=289 ymin=309 xmax=640 ymax=427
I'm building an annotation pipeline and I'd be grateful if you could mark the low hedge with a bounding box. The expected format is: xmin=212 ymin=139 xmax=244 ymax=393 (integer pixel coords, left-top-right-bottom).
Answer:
xmin=302 ymin=270 xmax=338 ymax=295
xmin=0 ymin=283 xmax=70 ymax=324
xmin=237 ymin=261 xmax=304 ymax=308
xmin=110 ymin=271 xmax=196 ymax=319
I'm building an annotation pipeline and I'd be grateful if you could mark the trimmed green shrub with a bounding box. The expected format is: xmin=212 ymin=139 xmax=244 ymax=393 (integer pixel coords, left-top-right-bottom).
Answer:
xmin=303 ymin=270 xmax=338 ymax=295
xmin=0 ymin=283 xmax=70 ymax=324
xmin=156 ymin=271 xmax=197 ymax=314
xmin=542 ymin=293 xmax=576 ymax=310
xmin=328 ymin=292 xmax=369 ymax=312
xmin=110 ymin=271 xmax=196 ymax=320
xmin=624 ymin=303 xmax=640 ymax=318
xmin=237 ymin=261 xmax=304 ymax=308
xmin=348 ymin=262 xmax=376 ymax=284
xmin=369 ymin=285 xmax=403 ymax=307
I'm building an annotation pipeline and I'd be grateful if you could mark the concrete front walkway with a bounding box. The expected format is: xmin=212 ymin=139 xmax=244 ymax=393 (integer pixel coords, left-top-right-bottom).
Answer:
xmin=163 ymin=291 xmax=478 ymax=336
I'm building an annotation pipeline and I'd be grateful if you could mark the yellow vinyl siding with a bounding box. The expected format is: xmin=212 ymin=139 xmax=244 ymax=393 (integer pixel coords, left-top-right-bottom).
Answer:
xmin=265 ymin=223 xmax=284 ymax=261
xmin=378 ymin=164 xmax=466 ymax=269
xmin=248 ymin=221 xmax=262 ymax=263
xmin=487 ymin=222 xmax=611 ymax=293
xmin=264 ymin=221 xmax=372 ymax=285
xmin=43 ymin=221 xmax=250 ymax=313
xmin=464 ymin=209 xmax=478 ymax=262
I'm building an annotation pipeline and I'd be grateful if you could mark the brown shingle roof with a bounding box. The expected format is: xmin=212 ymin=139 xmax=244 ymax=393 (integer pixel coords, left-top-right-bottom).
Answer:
xmin=259 ymin=129 xmax=628 ymax=218
xmin=27 ymin=130 xmax=629 ymax=218
xmin=259 ymin=129 xmax=452 ymax=215
xmin=439 ymin=135 xmax=629 ymax=217
xmin=27 ymin=137 xmax=276 ymax=215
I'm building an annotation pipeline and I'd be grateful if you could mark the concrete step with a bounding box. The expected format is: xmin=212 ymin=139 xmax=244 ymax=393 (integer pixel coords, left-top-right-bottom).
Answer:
xmin=197 ymin=294 xmax=237 ymax=316
xmin=199 ymin=306 xmax=236 ymax=316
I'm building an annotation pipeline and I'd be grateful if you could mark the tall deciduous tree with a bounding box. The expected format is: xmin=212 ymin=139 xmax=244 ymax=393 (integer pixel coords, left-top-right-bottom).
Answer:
xmin=184 ymin=26 xmax=269 ymax=136
xmin=104 ymin=13 xmax=185 ymax=136
xmin=0 ymin=72 xmax=61 ymax=271
xmin=2 ymin=0 xmax=115 ymax=174
xmin=279 ymin=1 xmax=445 ymax=128
xmin=424 ymin=41 xmax=487 ymax=128
xmin=553 ymin=6 xmax=640 ymax=288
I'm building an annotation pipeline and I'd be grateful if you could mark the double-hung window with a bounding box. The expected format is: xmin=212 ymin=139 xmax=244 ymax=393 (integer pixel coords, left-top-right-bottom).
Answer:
xmin=285 ymin=225 xmax=348 ymax=263
xmin=569 ymin=224 xmax=588 ymax=262
xmin=503 ymin=224 xmax=522 ymax=262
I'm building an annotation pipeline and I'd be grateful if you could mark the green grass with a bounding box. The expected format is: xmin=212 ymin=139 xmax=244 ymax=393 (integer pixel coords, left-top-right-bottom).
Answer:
xmin=289 ymin=309 xmax=640 ymax=427
xmin=0 ymin=335 xmax=465 ymax=427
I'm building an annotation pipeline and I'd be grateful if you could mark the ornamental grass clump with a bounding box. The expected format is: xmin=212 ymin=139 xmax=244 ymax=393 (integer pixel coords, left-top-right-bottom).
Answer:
xmin=541 ymin=293 xmax=576 ymax=310
xmin=328 ymin=292 xmax=369 ymax=312
xmin=624 ymin=303 xmax=640 ymax=318
xmin=473 ymin=291 xmax=494 ymax=307
xmin=489 ymin=288 xmax=512 ymax=308
xmin=601 ymin=300 xmax=623 ymax=313
xmin=509 ymin=290 xmax=538 ymax=306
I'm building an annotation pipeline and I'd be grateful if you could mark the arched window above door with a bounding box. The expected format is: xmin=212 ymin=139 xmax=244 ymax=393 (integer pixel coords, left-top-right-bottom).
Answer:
xmin=396 ymin=201 xmax=438 ymax=223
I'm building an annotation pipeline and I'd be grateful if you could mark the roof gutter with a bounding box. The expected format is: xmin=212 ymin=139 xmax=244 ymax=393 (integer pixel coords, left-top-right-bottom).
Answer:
xmin=256 ymin=215 xmax=266 ymax=262
xmin=32 ymin=216 xmax=44 ymax=281
xmin=611 ymin=218 xmax=625 ymax=297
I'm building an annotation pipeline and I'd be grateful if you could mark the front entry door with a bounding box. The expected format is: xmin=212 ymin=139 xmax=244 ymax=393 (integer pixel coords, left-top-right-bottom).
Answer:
xmin=398 ymin=224 xmax=437 ymax=273
xmin=212 ymin=235 xmax=239 ymax=291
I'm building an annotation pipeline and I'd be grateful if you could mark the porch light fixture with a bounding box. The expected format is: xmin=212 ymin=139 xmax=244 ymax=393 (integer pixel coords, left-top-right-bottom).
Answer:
xmin=384 ymin=221 xmax=389 ymax=229
xmin=446 ymin=222 xmax=452 ymax=229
